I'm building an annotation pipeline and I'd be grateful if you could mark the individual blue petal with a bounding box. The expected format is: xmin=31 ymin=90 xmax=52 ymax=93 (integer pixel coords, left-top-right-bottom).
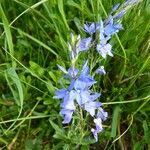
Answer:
xmin=78 ymin=37 xmax=92 ymax=52
xmin=112 ymin=3 xmax=120 ymax=12
xmin=84 ymin=101 xmax=101 ymax=116
xmin=68 ymin=67 xmax=79 ymax=78
xmin=68 ymin=79 xmax=76 ymax=91
xmin=100 ymin=34 xmax=110 ymax=46
xmin=57 ymin=65 xmax=68 ymax=74
xmin=96 ymin=43 xmax=113 ymax=59
xmin=97 ymin=107 xmax=108 ymax=121
xmin=53 ymin=89 xmax=68 ymax=99
xmin=104 ymin=24 xmax=118 ymax=36
xmin=60 ymin=109 xmax=74 ymax=124
xmin=91 ymin=118 xmax=103 ymax=142
xmin=81 ymin=76 xmax=96 ymax=87
xmin=113 ymin=23 xmax=123 ymax=30
xmin=80 ymin=61 xmax=89 ymax=76
xmin=61 ymin=90 xmax=76 ymax=110
xmin=90 ymin=92 xmax=101 ymax=101
xmin=77 ymin=90 xmax=91 ymax=106
xmin=84 ymin=22 xmax=100 ymax=34
xmin=74 ymin=79 xmax=87 ymax=90
xmin=104 ymin=16 xmax=122 ymax=36
xmin=74 ymin=76 xmax=96 ymax=90
xmin=99 ymin=20 xmax=110 ymax=45
xmin=97 ymin=44 xmax=107 ymax=58
xmin=96 ymin=66 xmax=106 ymax=75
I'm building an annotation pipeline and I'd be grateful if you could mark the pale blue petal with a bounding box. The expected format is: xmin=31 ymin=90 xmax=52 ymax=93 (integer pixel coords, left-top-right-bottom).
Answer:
xmin=112 ymin=3 xmax=120 ymax=12
xmin=74 ymin=79 xmax=87 ymax=90
xmin=96 ymin=43 xmax=113 ymax=59
xmin=96 ymin=44 xmax=107 ymax=58
xmin=75 ymin=90 xmax=90 ymax=106
xmin=61 ymin=90 xmax=76 ymax=110
xmin=91 ymin=118 xmax=103 ymax=141
xmin=81 ymin=61 xmax=89 ymax=76
xmin=97 ymin=107 xmax=108 ymax=121
xmin=68 ymin=79 xmax=75 ymax=91
xmin=96 ymin=66 xmax=106 ymax=75
xmin=81 ymin=76 xmax=96 ymax=86
xmin=78 ymin=37 xmax=92 ymax=51
xmin=60 ymin=109 xmax=74 ymax=124
xmin=53 ymin=89 xmax=67 ymax=99
xmin=84 ymin=101 xmax=101 ymax=116
xmin=68 ymin=67 xmax=79 ymax=77
xmin=57 ymin=65 xmax=68 ymax=74
xmin=90 ymin=92 xmax=101 ymax=101
xmin=74 ymin=76 xmax=96 ymax=90
xmin=84 ymin=22 xmax=100 ymax=34
xmin=75 ymin=91 xmax=81 ymax=106
xmin=80 ymin=90 xmax=91 ymax=104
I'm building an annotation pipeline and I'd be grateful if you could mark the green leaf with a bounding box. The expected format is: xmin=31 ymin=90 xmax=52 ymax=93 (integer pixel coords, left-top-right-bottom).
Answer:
xmin=57 ymin=0 xmax=69 ymax=30
xmin=48 ymin=71 xmax=57 ymax=83
xmin=63 ymin=144 xmax=70 ymax=150
xmin=46 ymin=81 xmax=55 ymax=95
xmin=111 ymin=106 xmax=121 ymax=138
xmin=50 ymin=120 xmax=67 ymax=140
xmin=6 ymin=68 xmax=24 ymax=107
xmin=81 ymin=145 xmax=89 ymax=150
xmin=29 ymin=61 xmax=45 ymax=77
xmin=143 ymin=120 xmax=150 ymax=143
xmin=0 ymin=4 xmax=14 ymax=55
xmin=50 ymin=120 xmax=64 ymax=134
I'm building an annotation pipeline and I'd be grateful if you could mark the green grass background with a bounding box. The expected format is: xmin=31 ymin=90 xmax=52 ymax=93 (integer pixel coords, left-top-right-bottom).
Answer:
xmin=0 ymin=0 xmax=150 ymax=149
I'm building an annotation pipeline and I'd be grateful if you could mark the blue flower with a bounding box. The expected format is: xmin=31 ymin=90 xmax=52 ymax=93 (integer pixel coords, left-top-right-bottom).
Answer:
xmin=68 ymin=67 xmax=79 ymax=78
xmin=91 ymin=118 xmax=103 ymax=142
xmin=97 ymin=107 xmax=108 ymax=121
xmin=75 ymin=90 xmax=90 ymax=106
xmin=77 ymin=37 xmax=92 ymax=52
xmin=57 ymin=65 xmax=79 ymax=78
xmin=60 ymin=90 xmax=76 ymax=110
xmin=60 ymin=109 xmax=74 ymax=124
xmin=53 ymin=89 xmax=68 ymax=99
xmin=104 ymin=16 xmax=123 ymax=36
xmin=74 ymin=62 xmax=96 ymax=90
xmin=84 ymin=22 xmax=100 ymax=34
xmin=96 ymin=43 xmax=113 ymax=59
xmin=96 ymin=66 xmax=106 ymax=75
xmin=91 ymin=107 xmax=108 ymax=141
xmin=84 ymin=100 xmax=101 ymax=116
xmin=54 ymin=89 xmax=76 ymax=124
xmin=74 ymin=76 xmax=96 ymax=90
xmin=54 ymin=61 xmax=108 ymax=141
xmin=53 ymin=88 xmax=75 ymax=124
xmin=96 ymin=20 xmax=113 ymax=59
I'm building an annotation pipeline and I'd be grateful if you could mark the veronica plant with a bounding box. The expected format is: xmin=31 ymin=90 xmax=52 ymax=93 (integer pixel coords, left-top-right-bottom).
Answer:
xmin=54 ymin=34 xmax=107 ymax=141
xmin=53 ymin=0 xmax=141 ymax=142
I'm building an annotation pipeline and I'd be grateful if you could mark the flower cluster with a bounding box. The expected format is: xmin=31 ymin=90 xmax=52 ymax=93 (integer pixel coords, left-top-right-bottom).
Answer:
xmin=77 ymin=0 xmax=141 ymax=59
xmin=53 ymin=0 xmax=140 ymax=142
xmin=54 ymin=61 xmax=107 ymax=141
